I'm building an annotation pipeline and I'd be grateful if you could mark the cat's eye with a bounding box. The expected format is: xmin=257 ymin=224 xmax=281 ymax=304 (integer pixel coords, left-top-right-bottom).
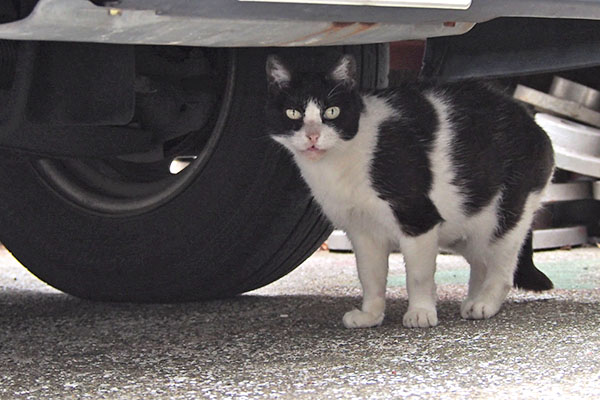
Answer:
xmin=323 ymin=106 xmax=341 ymax=120
xmin=286 ymin=109 xmax=302 ymax=120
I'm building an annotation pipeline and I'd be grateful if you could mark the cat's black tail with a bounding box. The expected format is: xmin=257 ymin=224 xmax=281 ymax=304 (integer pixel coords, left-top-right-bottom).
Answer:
xmin=513 ymin=230 xmax=554 ymax=291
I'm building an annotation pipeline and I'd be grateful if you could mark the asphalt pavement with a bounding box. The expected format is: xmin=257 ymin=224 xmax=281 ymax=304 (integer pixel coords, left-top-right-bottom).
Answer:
xmin=1 ymin=245 xmax=599 ymax=399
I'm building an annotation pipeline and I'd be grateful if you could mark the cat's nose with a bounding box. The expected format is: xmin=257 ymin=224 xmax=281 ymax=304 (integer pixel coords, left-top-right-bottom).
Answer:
xmin=306 ymin=129 xmax=320 ymax=144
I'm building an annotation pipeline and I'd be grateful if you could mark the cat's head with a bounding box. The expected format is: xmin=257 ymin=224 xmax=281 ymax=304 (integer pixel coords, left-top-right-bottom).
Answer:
xmin=265 ymin=54 xmax=364 ymax=161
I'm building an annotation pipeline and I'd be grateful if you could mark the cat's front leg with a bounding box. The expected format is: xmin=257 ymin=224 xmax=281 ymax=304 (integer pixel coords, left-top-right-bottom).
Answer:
xmin=343 ymin=232 xmax=390 ymax=328
xmin=399 ymin=227 xmax=439 ymax=328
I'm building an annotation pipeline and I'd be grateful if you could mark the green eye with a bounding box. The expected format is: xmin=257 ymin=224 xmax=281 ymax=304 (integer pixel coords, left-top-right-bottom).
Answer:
xmin=324 ymin=106 xmax=340 ymax=120
xmin=286 ymin=109 xmax=302 ymax=120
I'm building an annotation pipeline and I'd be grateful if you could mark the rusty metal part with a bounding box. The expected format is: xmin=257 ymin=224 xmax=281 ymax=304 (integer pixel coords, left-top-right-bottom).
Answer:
xmin=238 ymin=0 xmax=472 ymax=9
xmin=0 ymin=0 xmax=474 ymax=47
xmin=514 ymin=85 xmax=600 ymax=128
xmin=549 ymin=76 xmax=600 ymax=112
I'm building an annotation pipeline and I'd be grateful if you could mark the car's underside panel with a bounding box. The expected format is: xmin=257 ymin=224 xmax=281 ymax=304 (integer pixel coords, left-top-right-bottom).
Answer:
xmin=2 ymin=0 xmax=600 ymax=47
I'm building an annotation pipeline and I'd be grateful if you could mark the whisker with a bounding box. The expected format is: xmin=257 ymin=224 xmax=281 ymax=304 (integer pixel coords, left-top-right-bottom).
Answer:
xmin=327 ymin=82 xmax=344 ymax=98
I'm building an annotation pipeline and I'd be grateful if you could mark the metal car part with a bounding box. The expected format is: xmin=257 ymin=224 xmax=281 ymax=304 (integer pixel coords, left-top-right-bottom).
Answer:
xmin=515 ymin=85 xmax=600 ymax=128
xmin=0 ymin=41 xmax=220 ymax=158
xmin=26 ymin=41 xmax=135 ymax=126
xmin=0 ymin=41 xmax=156 ymax=157
xmin=549 ymin=76 xmax=600 ymax=112
xmin=0 ymin=0 xmax=474 ymax=47
xmin=535 ymin=113 xmax=600 ymax=179
xmin=106 ymin=0 xmax=600 ymax=25
xmin=542 ymin=182 xmax=593 ymax=204
xmin=535 ymin=114 xmax=600 ymax=158
xmin=238 ymin=0 xmax=472 ymax=9
xmin=31 ymin=47 xmax=234 ymax=216
xmin=532 ymin=226 xmax=588 ymax=250
xmin=422 ymin=18 xmax=600 ymax=81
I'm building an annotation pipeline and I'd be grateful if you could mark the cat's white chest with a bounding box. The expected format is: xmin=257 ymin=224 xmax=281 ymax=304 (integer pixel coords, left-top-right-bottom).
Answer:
xmin=303 ymin=156 xmax=388 ymax=224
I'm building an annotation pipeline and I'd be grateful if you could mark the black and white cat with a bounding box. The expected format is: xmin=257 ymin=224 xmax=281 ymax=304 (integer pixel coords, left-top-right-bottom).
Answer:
xmin=266 ymin=54 xmax=554 ymax=329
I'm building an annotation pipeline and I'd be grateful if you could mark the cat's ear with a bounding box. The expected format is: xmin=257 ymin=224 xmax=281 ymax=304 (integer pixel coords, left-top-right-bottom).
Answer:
xmin=266 ymin=55 xmax=292 ymax=91
xmin=328 ymin=54 xmax=357 ymax=89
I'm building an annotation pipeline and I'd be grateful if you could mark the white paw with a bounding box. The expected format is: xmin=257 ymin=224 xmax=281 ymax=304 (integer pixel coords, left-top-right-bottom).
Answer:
xmin=403 ymin=307 xmax=438 ymax=328
xmin=343 ymin=309 xmax=384 ymax=328
xmin=461 ymin=298 xmax=502 ymax=320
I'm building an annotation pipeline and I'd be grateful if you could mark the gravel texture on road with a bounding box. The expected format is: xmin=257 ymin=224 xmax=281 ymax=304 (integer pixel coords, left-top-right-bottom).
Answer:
xmin=1 ymin=245 xmax=599 ymax=399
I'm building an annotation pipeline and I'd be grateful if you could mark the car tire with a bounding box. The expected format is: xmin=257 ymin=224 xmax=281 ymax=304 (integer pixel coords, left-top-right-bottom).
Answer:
xmin=0 ymin=45 xmax=386 ymax=302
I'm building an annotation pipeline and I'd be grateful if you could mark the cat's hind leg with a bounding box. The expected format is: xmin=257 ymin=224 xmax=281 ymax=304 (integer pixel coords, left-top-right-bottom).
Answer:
xmin=461 ymin=193 xmax=543 ymax=320
xmin=399 ymin=226 xmax=439 ymax=328
xmin=343 ymin=232 xmax=390 ymax=328
xmin=460 ymin=241 xmax=520 ymax=320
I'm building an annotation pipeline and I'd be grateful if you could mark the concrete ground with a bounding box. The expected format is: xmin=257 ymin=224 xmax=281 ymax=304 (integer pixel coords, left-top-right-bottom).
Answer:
xmin=1 ymin=245 xmax=599 ymax=399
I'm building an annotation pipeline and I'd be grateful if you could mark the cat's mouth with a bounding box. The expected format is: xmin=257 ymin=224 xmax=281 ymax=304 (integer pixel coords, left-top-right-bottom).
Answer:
xmin=301 ymin=145 xmax=326 ymax=160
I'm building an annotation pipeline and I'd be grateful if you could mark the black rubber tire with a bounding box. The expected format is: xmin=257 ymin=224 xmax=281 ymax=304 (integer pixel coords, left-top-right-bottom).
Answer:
xmin=0 ymin=46 xmax=384 ymax=302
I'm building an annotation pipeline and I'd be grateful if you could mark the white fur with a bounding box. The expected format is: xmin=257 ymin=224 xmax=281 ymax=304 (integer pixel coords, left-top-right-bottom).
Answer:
xmin=329 ymin=55 xmax=354 ymax=83
xmin=267 ymin=57 xmax=291 ymax=87
xmin=275 ymin=92 xmax=551 ymax=329
xmin=399 ymin=227 xmax=439 ymax=328
xmin=460 ymin=191 xmax=545 ymax=319
xmin=425 ymin=94 xmax=470 ymax=248
xmin=304 ymin=100 xmax=321 ymax=124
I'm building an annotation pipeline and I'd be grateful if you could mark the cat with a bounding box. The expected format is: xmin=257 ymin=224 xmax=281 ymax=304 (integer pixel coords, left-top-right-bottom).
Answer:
xmin=265 ymin=54 xmax=554 ymax=329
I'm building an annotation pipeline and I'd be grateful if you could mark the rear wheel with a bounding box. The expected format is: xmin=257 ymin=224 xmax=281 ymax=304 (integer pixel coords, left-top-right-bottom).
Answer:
xmin=0 ymin=45 xmax=387 ymax=301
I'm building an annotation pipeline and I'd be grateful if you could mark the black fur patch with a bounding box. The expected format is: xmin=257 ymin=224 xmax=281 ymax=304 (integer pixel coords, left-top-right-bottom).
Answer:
xmin=369 ymin=84 xmax=443 ymax=236
xmin=514 ymin=230 xmax=554 ymax=291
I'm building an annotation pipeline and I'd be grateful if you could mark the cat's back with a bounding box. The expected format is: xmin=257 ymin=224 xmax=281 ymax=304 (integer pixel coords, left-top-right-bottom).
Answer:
xmin=365 ymin=80 xmax=554 ymax=237
xmin=370 ymin=80 xmax=554 ymax=189
xmin=427 ymin=81 xmax=553 ymax=156
xmin=430 ymin=82 xmax=554 ymax=212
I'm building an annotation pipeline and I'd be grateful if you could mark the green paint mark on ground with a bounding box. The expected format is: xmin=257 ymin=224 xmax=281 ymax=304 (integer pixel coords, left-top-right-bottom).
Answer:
xmin=536 ymin=259 xmax=599 ymax=290
xmin=388 ymin=269 xmax=471 ymax=288
xmin=387 ymin=256 xmax=599 ymax=290
xmin=387 ymin=276 xmax=405 ymax=288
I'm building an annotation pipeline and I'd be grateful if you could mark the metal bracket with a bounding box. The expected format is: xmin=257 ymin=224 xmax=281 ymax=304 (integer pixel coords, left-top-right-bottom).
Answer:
xmin=0 ymin=41 xmax=153 ymax=158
